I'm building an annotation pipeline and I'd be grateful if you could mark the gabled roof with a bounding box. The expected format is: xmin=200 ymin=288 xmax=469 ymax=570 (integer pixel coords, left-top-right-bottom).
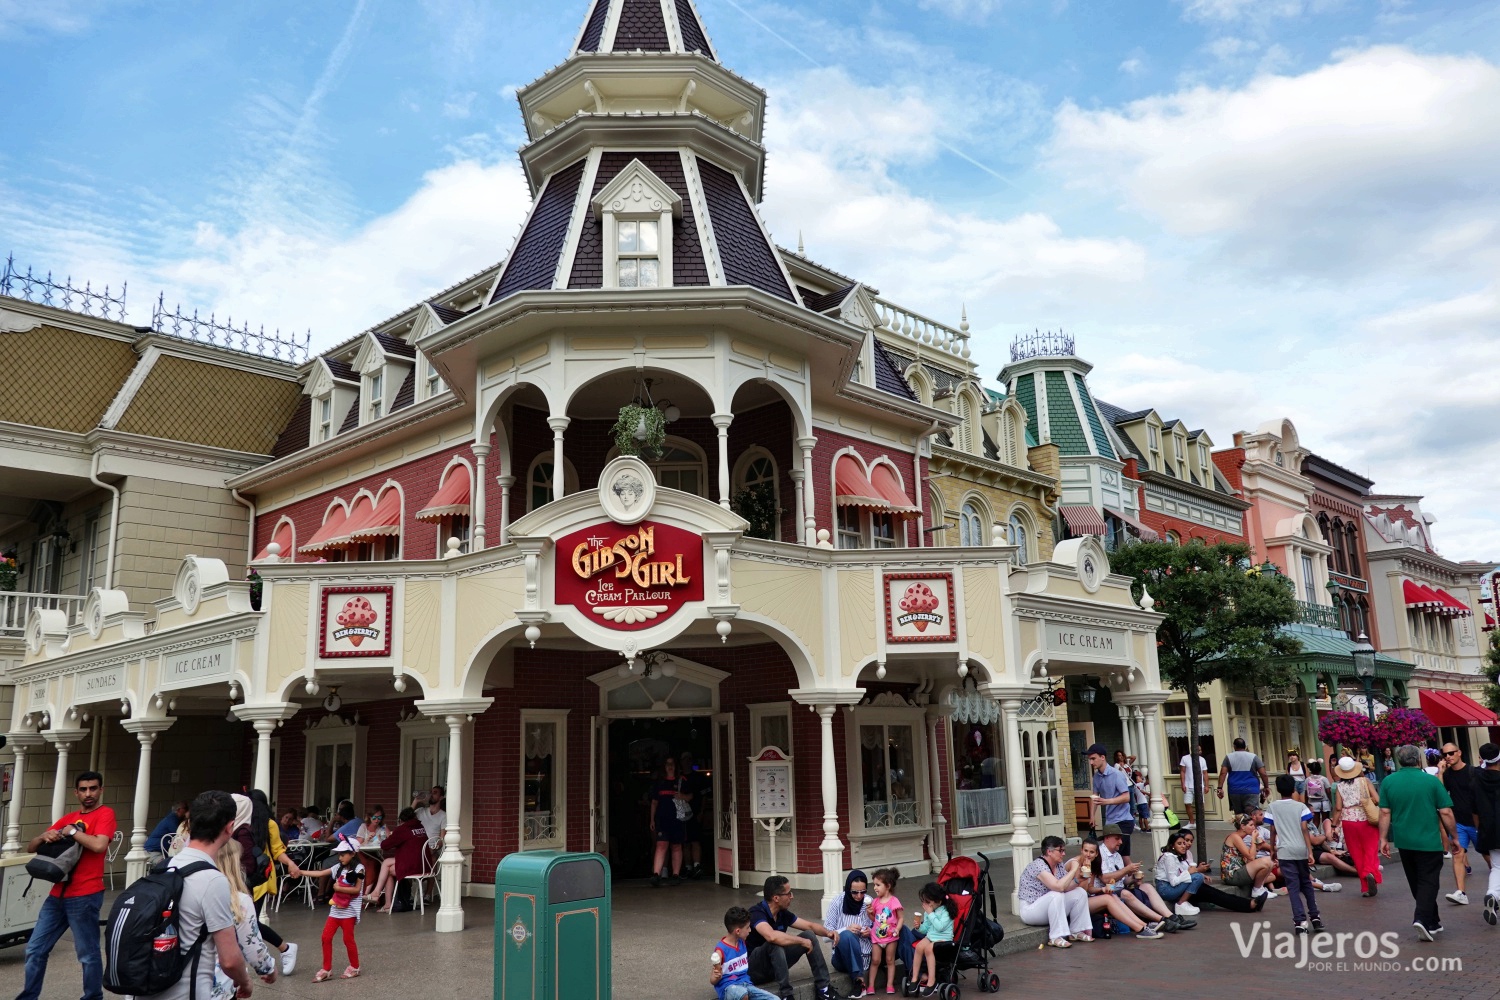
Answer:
xmin=429 ymin=302 xmax=466 ymax=325
xmin=573 ymin=0 xmax=717 ymax=59
xmin=372 ymin=332 xmax=416 ymax=360
xmin=803 ymin=283 xmax=855 ymax=314
xmin=871 ymin=339 xmax=918 ymax=402
xmin=323 ymin=357 xmax=359 ymax=383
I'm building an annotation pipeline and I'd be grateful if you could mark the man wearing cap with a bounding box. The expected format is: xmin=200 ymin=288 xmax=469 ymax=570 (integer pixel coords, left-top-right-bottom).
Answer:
xmin=1098 ymin=823 xmax=1191 ymax=927
xmin=1217 ymin=737 xmax=1269 ymax=815
xmin=1379 ymin=744 xmax=1457 ymax=941
xmin=1087 ymin=744 xmax=1135 ymax=862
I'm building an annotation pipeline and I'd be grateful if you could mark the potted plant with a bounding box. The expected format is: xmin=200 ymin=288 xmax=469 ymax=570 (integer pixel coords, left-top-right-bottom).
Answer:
xmin=731 ymin=482 xmax=780 ymax=540
xmin=0 ymin=549 xmax=17 ymax=592
xmin=612 ymin=403 xmax=666 ymax=459
xmin=246 ymin=568 xmax=263 ymax=611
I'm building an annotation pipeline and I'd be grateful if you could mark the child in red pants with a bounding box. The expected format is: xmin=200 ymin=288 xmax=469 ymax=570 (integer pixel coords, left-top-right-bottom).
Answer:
xmin=306 ymin=838 xmax=365 ymax=981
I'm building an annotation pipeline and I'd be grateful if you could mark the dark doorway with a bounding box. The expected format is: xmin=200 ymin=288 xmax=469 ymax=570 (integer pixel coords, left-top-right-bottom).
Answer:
xmin=606 ymin=716 xmax=713 ymax=880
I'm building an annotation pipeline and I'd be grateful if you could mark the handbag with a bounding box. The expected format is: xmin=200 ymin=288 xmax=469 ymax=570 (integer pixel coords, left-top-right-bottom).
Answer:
xmin=1360 ymin=779 xmax=1380 ymax=823
xmin=673 ymin=779 xmax=693 ymax=822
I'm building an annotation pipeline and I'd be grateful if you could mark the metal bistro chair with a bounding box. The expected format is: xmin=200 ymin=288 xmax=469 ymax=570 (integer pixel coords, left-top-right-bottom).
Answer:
xmin=276 ymin=841 xmax=319 ymax=911
xmin=105 ymin=830 xmax=125 ymax=889
xmin=394 ymin=836 xmax=441 ymax=916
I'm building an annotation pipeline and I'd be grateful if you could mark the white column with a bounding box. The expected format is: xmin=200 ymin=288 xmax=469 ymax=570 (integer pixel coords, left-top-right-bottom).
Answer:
xmin=797 ymin=435 xmax=817 ymax=546
xmin=122 ymin=719 xmax=173 ymax=882
xmin=2 ymin=735 xmax=43 ymax=855
xmin=252 ymin=720 xmax=277 ymax=796
xmin=470 ymin=443 xmax=490 ymax=550
xmin=1118 ymin=703 xmax=1135 ymax=762
xmin=46 ymin=732 xmax=82 ymax=821
xmin=925 ymin=709 xmax=949 ymax=872
xmin=548 ymin=417 xmax=570 ymax=499
xmin=1130 ymin=708 xmax=1147 ymax=779
xmin=815 ymin=704 xmax=844 ymax=917
xmin=1139 ymin=702 xmax=1170 ymax=858
xmin=789 ymin=470 xmax=805 ymax=544
xmin=712 ymin=412 xmax=734 ymax=508
xmin=495 ymin=475 xmax=515 ymax=546
xmin=436 ymin=713 xmax=467 ymax=932
xmin=999 ymin=698 xmax=1034 ymax=915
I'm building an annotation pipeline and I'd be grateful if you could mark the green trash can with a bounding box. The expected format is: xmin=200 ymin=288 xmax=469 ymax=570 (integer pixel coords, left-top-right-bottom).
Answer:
xmin=495 ymin=851 xmax=611 ymax=1000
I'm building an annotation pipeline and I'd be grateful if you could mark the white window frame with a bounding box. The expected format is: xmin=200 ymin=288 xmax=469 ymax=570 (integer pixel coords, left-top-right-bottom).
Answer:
xmin=845 ymin=706 xmax=929 ymax=838
xmin=367 ymin=370 xmax=384 ymax=422
xmin=733 ymin=449 xmax=781 ymax=541
xmin=423 ymin=357 xmax=445 ymax=400
xmin=317 ymin=395 xmax=333 ymax=441
xmin=959 ymin=502 xmax=983 ymax=547
xmin=397 ymin=716 xmax=450 ymax=810
xmin=592 ymin=159 xmax=681 ymax=290
xmin=748 ymin=703 xmax=793 ymax=756
xmin=1008 ymin=510 xmax=1031 ymax=565
xmin=519 ymin=709 xmax=569 ymax=851
xmin=526 ymin=454 xmax=579 ymax=512
xmin=303 ymin=717 xmax=368 ymax=817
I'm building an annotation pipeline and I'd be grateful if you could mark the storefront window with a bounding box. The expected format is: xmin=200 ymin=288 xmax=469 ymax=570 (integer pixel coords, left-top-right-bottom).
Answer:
xmin=860 ymin=723 xmax=919 ymax=828
xmin=951 ymin=720 xmax=1008 ymax=829
xmin=1020 ymin=726 xmax=1060 ymax=819
xmin=520 ymin=710 xmax=568 ymax=849
xmin=1163 ymin=701 xmax=1216 ymax=776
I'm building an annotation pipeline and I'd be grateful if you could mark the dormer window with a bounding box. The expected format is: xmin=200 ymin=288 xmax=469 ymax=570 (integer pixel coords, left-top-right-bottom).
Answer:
xmin=424 ymin=357 xmax=444 ymax=399
xmin=593 ymin=159 xmax=682 ymax=291
xmin=368 ymin=371 xmax=384 ymax=421
xmin=318 ymin=396 xmax=333 ymax=442
xmin=616 ymin=220 xmax=660 ymax=287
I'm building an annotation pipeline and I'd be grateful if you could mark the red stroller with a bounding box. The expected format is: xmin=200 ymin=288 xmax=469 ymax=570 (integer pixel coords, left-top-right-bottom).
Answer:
xmin=905 ymin=854 xmax=1004 ymax=997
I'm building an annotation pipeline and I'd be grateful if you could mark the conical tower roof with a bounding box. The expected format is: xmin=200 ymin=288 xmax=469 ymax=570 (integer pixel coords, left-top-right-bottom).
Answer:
xmin=574 ymin=0 xmax=717 ymax=59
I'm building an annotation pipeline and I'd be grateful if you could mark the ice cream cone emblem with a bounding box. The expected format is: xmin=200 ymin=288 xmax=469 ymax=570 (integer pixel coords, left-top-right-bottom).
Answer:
xmin=335 ymin=597 xmax=378 ymax=646
xmin=899 ymin=583 xmax=939 ymax=631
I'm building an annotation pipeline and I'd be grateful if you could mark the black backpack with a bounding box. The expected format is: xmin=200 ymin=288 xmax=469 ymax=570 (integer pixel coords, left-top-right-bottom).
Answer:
xmin=103 ymin=860 xmax=216 ymax=999
xmin=24 ymin=832 xmax=83 ymax=890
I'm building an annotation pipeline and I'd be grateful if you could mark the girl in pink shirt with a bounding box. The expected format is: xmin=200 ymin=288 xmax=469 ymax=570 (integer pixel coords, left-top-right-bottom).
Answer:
xmin=865 ymin=868 xmax=902 ymax=995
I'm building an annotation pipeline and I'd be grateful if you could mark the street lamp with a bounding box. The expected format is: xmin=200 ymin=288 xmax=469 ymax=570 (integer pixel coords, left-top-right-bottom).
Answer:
xmin=1352 ymin=632 xmax=1377 ymax=723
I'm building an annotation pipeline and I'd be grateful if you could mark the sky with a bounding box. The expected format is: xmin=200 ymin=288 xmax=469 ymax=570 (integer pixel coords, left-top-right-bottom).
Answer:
xmin=3 ymin=0 xmax=1498 ymax=560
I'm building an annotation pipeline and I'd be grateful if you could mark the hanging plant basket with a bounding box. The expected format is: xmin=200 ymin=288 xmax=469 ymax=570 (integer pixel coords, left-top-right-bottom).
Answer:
xmin=612 ymin=403 xmax=667 ymax=460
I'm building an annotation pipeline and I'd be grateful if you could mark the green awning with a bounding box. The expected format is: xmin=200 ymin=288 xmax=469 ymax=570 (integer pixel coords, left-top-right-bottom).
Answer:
xmin=1277 ymin=623 xmax=1414 ymax=692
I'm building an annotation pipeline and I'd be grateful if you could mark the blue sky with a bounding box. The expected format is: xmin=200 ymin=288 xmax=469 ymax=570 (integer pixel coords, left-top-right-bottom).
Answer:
xmin=3 ymin=0 xmax=1499 ymax=560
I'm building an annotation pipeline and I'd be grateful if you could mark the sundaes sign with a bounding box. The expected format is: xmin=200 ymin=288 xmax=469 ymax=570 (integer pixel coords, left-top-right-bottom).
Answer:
xmin=555 ymin=521 xmax=704 ymax=630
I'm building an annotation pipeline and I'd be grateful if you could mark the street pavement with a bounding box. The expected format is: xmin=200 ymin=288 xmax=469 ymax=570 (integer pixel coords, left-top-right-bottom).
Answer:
xmin=3 ymin=857 xmax=1497 ymax=999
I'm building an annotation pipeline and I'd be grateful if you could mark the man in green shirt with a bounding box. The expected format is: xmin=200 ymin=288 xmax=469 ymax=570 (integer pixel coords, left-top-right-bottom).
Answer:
xmin=1379 ymin=744 xmax=1457 ymax=941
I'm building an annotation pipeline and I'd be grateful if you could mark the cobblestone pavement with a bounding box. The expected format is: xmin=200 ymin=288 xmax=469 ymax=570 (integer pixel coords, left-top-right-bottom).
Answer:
xmin=3 ymin=860 xmax=1497 ymax=1000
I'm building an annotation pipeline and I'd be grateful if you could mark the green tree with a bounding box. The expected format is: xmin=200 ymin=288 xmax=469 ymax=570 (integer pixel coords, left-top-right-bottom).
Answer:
xmin=1483 ymin=629 xmax=1500 ymax=714
xmin=1108 ymin=539 xmax=1303 ymax=812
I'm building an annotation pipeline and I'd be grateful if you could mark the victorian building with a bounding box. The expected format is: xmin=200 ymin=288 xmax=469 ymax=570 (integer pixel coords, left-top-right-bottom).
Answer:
xmin=3 ymin=0 xmax=1174 ymax=930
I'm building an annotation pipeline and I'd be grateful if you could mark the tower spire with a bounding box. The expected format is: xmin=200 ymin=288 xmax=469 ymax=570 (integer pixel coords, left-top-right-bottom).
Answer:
xmin=573 ymin=0 xmax=718 ymax=60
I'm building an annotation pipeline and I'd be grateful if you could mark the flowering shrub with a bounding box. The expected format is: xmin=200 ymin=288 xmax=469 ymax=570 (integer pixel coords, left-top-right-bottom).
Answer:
xmin=0 ymin=549 xmax=17 ymax=591
xmin=1317 ymin=711 xmax=1373 ymax=752
xmin=1369 ymin=706 xmax=1437 ymax=751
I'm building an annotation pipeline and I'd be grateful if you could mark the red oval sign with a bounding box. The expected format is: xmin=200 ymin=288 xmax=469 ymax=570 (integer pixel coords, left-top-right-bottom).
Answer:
xmin=554 ymin=521 xmax=705 ymax=630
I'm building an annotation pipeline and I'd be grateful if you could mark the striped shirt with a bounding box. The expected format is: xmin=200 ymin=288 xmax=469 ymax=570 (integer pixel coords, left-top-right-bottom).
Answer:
xmin=328 ymin=862 xmax=365 ymax=920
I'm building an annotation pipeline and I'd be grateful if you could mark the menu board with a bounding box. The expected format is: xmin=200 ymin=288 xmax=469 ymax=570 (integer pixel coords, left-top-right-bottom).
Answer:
xmin=749 ymin=747 xmax=794 ymax=820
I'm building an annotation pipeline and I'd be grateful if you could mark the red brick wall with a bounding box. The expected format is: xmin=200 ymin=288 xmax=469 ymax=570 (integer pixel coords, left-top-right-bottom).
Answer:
xmin=1139 ymin=508 xmax=1244 ymax=546
xmin=812 ymin=428 xmax=923 ymax=547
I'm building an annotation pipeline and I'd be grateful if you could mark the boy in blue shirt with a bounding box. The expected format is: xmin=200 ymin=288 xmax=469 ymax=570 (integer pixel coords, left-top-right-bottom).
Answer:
xmin=711 ymin=907 xmax=780 ymax=1000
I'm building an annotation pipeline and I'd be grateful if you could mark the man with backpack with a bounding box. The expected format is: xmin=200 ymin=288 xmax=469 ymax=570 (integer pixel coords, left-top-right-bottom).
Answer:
xmin=16 ymin=770 xmax=116 ymax=1000
xmin=103 ymin=790 xmax=257 ymax=1000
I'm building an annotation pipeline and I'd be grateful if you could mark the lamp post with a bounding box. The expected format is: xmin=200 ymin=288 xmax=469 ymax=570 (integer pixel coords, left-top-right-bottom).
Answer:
xmin=1352 ymin=632 xmax=1377 ymax=723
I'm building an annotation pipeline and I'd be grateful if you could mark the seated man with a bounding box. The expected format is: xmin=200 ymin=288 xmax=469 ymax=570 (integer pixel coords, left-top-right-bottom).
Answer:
xmin=747 ymin=876 xmax=840 ymax=1000
xmin=145 ymin=800 xmax=188 ymax=854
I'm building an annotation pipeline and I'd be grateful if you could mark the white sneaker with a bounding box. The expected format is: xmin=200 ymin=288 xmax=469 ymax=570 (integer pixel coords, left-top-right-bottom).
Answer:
xmin=282 ymin=942 xmax=299 ymax=975
xmin=1320 ymin=881 xmax=1343 ymax=892
xmin=1446 ymin=890 xmax=1469 ymax=905
xmin=1251 ymin=886 xmax=1269 ymax=899
xmin=1175 ymin=901 xmax=1201 ymax=916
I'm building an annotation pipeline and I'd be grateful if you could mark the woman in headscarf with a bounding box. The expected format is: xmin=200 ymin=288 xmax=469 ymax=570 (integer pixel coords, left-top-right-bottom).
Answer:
xmin=823 ymin=869 xmax=873 ymax=996
xmin=233 ymin=793 xmax=302 ymax=976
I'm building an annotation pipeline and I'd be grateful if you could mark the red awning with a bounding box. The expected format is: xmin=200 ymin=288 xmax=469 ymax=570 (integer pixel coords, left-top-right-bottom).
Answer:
xmin=416 ymin=466 xmax=471 ymax=522
xmin=1059 ymin=504 xmax=1108 ymax=537
xmin=253 ymin=522 xmax=294 ymax=562
xmin=1419 ymin=689 xmax=1500 ymax=727
xmin=1485 ymin=611 xmax=1496 ymax=631
xmin=1432 ymin=588 xmax=1473 ymax=617
xmin=1403 ymin=579 xmax=1442 ymax=610
xmin=835 ymin=456 xmax=888 ymax=509
xmin=336 ymin=490 xmax=403 ymax=544
xmin=298 ymin=504 xmax=350 ymax=555
xmin=1105 ymin=507 xmax=1160 ymax=542
xmin=869 ymin=464 xmax=920 ymax=518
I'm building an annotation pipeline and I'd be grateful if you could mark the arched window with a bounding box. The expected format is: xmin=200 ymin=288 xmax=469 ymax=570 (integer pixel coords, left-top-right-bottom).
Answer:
xmin=1000 ymin=410 xmax=1019 ymax=466
xmin=1166 ymin=530 xmax=1182 ymax=546
xmin=1345 ymin=522 xmax=1360 ymax=573
xmin=527 ymin=455 xmax=579 ymax=512
xmin=652 ymin=439 xmax=706 ymax=496
xmin=955 ymin=393 xmax=975 ymax=454
xmin=733 ymin=451 xmax=779 ymax=540
xmin=1330 ymin=517 xmax=1348 ymax=574
xmin=906 ymin=367 xmax=933 ymax=407
xmin=959 ymin=502 xmax=984 ymax=547
xmin=1009 ymin=512 xmax=1030 ymax=565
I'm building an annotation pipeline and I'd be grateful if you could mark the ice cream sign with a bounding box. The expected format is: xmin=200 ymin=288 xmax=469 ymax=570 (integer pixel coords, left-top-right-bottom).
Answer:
xmin=320 ymin=585 xmax=393 ymax=657
xmin=554 ymin=521 xmax=704 ymax=630
xmin=885 ymin=572 xmax=956 ymax=643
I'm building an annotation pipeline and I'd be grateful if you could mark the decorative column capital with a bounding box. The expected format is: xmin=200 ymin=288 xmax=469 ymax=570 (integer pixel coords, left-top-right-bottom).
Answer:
xmin=415 ymin=698 xmax=494 ymax=723
xmin=547 ymin=416 xmax=571 ymax=433
xmin=711 ymin=412 xmax=734 ymax=430
xmin=796 ymin=435 xmax=818 ymax=451
xmin=43 ymin=729 xmax=87 ymax=748
xmin=232 ymin=702 xmax=300 ymax=724
xmin=4 ymin=732 xmax=46 ymax=751
xmin=121 ymin=719 xmax=175 ymax=739
xmin=470 ymin=442 xmax=491 ymax=457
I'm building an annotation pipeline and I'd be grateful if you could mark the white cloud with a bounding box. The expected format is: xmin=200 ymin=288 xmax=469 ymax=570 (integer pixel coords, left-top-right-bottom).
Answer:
xmin=1049 ymin=46 xmax=1500 ymax=277
xmin=1174 ymin=0 xmax=1315 ymax=24
xmin=1118 ymin=57 xmax=1144 ymax=76
xmin=913 ymin=0 xmax=1007 ymax=21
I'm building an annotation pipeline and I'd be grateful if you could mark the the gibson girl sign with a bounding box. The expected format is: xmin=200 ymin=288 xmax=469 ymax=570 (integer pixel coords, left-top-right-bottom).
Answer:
xmin=320 ymin=585 xmax=394 ymax=658
xmin=884 ymin=572 xmax=956 ymax=643
xmin=555 ymin=521 xmax=704 ymax=630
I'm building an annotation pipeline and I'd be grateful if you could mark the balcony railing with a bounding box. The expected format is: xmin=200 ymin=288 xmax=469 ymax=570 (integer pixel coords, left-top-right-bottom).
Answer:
xmin=0 ymin=591 xmax=88 ymax=636
xmin=1295 ymin=599 xmax=1341 ymax=629
xmin=871 ymin=296 xmax=971 ymax=361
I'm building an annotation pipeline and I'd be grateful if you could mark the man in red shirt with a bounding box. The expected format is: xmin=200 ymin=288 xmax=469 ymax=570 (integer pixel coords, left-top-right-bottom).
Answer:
xmin=17 ymin=770 xmax=117 ymax=1000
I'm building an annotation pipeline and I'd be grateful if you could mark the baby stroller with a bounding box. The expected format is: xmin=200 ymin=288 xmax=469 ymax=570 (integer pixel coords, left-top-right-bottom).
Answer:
xmin=905 ymin=853 xmax=1004 ymax=997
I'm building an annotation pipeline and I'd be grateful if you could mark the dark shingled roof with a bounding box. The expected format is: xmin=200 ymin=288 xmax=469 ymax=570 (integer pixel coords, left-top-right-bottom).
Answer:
xmin=1095 ymin=398 xmax=1146 ymax=460
xmin=569 ymin=152 xmax=708 ymax=289
xmin=269 ymin=395 xmax=312 ymax=459
xmin=492 ymin=159 xmax=587 ymax=302
xmin=872 ymin=339 xmax=918 ymax=402
xmin=390 ymin=367 xmax=415 ymax=412
xmin=324 ymin=357 xmax=359 ymax=383
xmin=697 ymin=158 xmax=794 ymax=301
xmin=577 ymin=0 xmax=608 ymax=51
xmin=803 ymin=283 xmax=855 ymax=313
xmin=373 ymin=332 xmax=416 ymax=359
xmin=675 ymin=0 xmax=713 ymax=55
xmin=429 ymin=302 xmax=465 ymax=324
xmin=614 ymin=0 xmax=669 ymax=51
xmin=337 ymin=397 xmax=360 ymax=435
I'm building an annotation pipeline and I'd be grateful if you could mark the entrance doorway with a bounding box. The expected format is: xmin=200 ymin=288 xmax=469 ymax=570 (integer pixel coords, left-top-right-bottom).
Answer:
xmin=606 ymin=717 xmax=713 ymax=880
